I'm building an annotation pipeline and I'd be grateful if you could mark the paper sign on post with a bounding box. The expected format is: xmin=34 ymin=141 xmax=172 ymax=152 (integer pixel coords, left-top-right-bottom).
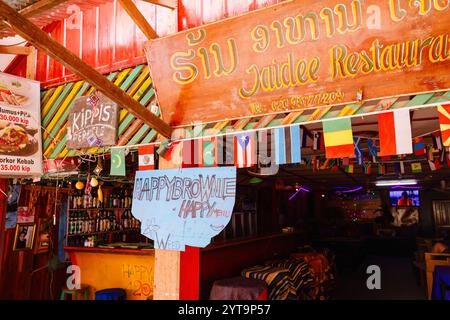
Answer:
xmin=132 ymin=167 xmax=237 ymax=251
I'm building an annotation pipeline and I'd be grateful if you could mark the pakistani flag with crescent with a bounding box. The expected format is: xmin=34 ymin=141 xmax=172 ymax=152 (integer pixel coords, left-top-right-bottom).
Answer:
xmin=110 ymin=148 xmax=126 ymax=176
xmin=438 ymin=104 xmax=450 ymax=147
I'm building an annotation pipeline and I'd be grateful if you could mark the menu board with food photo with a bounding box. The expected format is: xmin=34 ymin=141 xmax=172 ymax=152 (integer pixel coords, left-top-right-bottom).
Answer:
xmin=0 ymin=72 xmax=42 ymax=177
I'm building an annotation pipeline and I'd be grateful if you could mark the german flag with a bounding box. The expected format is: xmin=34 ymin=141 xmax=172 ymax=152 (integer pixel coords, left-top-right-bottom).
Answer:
xmin=438 ymin=104 xmax=450 ymax=146
xmin=323 ymin=118 xmax=355 ymax=159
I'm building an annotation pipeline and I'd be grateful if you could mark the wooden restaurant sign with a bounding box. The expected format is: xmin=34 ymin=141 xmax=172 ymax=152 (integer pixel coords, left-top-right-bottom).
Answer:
xmin=145 ymin=0 xmax=450 ymax=127
xmin=67 ymin=92 xmax=119 ymax=149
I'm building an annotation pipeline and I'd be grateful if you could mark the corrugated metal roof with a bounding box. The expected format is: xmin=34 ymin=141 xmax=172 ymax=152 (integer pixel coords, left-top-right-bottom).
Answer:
xmin=0 ymin=0 xmax=111 ymax=39
xmin=40 ymin=64 xmax=450 ymax=160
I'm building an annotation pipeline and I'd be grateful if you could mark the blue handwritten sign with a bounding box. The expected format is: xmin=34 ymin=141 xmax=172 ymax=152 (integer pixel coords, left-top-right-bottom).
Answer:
xmin=132 ymin=167 xmax=237 ymax=251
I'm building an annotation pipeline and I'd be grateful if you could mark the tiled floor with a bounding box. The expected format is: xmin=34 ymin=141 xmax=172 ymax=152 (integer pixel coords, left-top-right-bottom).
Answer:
xmin=331 ymin=255 xmax=426 ymax=300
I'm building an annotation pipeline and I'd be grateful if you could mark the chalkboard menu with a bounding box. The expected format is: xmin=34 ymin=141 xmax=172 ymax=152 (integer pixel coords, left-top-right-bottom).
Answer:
xmin=67 ymin=92 xmax=118 ymax=149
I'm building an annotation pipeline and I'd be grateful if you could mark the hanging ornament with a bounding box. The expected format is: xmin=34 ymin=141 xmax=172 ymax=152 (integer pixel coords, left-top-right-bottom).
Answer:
xmin=93 ymin=156 xmax=103 ymax=176
xmin=75 ymin=179 xmax=84 ymax=190
xmin=97 ymin=183 xmax=104 ymax=205
xmin=90 ymin=176 xmax=99 ymax=187
xmin=85 ymin=159 xmax=92 ymax=194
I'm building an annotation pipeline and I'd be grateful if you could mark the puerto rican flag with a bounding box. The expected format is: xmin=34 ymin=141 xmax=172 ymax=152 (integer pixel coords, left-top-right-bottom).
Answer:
xmin=378 ymin=109 xmax=413 ymax=156
xmin=138 ymin=145 xmax=155 ymax=170
xmin=234 ymin=133 xmax=256 ymax=168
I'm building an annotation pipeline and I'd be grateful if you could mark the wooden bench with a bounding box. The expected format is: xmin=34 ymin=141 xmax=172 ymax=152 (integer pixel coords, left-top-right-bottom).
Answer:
xmin=425 ymin=253 xmax=450 ymax=299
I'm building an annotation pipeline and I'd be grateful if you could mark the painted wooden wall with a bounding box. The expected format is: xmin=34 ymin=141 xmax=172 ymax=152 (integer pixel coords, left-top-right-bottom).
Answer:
xmin=0 ymin=186 xmax=69 ymax=300
xmin=6 ymin=0 xmax=284 ymax=87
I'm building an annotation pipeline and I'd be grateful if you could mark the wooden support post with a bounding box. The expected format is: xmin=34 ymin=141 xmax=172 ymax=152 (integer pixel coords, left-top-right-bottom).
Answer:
xmin=0 ymin=1 xmax=172 ymax=138
xmin=179 ymin=246 xmax=200 ymax=300
xmin=153 ymin=140 xmax=200 ymax=300
xmin=118 ymin=0 xmax=158 ymax=40
xmin=26 ymin=47 xmax=36 ymax=80
xmin=153 ymin=152 xmax=181 ymax=300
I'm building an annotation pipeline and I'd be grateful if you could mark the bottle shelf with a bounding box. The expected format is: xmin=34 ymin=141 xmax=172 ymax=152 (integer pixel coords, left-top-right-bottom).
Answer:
xmin=67 ymin=228 xmax=141 ymax=237
xmin=68 ymin=207 xmax=131 ymax=211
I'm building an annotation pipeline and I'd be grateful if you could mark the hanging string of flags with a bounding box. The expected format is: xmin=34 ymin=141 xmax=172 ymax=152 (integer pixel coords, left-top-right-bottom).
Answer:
xmin=106 ymin=104 xmax=450 ymax=176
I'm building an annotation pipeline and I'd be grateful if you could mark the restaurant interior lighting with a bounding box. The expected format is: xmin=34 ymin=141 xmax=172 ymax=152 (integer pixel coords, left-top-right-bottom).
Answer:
xmin=375 ymin=179 xmax=418 ymax=187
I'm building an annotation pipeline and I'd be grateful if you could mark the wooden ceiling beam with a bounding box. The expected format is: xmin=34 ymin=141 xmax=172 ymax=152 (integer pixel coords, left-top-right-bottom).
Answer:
xmin=0 ymin=45 xmax=33 ymax=55
xmin=0 ymin=0 xmax=69 ymax=34
xmin=141 ymin=0 xmax=177 ymax=10
xmin=18 ymin=0 xmax=70 ymax=18
xmin=118 ymin=0 xmax=158 ymax=39
xmin=0 ymin=1 xmax=172 ymax=138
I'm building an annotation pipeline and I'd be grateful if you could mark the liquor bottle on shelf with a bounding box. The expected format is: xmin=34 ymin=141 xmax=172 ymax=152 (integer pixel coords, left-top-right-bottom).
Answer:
xmin=83 ymin=190 xmax=89 ymax=209
xmin=90 ymin=187 xmax=97 ymax=209
xmin=123 ymin=188 xmax=128 ymax=208
xmin=112 ymin=188 xmax=119 ymax=208
xmin=74 ymin=189 xmax=83 ymax=209
xmin=121 ymin=209 xmax=129 ymax=230
xmin=96 ymin=211 xmax=101 ymax=232
xmin=127 ymin=187 xmax=134 ymax=208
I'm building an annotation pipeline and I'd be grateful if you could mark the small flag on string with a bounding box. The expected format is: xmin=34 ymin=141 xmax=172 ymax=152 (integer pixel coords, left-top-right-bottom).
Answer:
xmin=411 ymin=162 xmax=422 ymax=173
xmin=234 ymin=133 xmax=256 ymax=168
xmin=202 ymin=138 xmax=217 ymax=167
xmin=181 ymin=139 xmax=200 ymax=167
xmin=413 ymin=137 xmax=426 ymax=156
xmin=300 ymin=126 xmax=308 ymax=148
xmin=400 ymin=161 xmax=405 ymax=174
xmin=217 ymin=134 xmax=234 ymax=166
xmin=312 ymin=155 xmax=318 ymax=172
xmin=435 ymin=158 xmax=442 ymax=170
xmin=323 ymin=118 xmax=355 ymax=159
xmin=437 ymin=104 xmax=450 ymax=146
xmin=312 ymin=131 xmax=323 ymax=151
xmin=258 ymin=129 xmax=271 ymax=169
xmin=439 ymin=147 xmax=446 ymax=164
xmin=274 ymin=125 xmax=302 ymax=165
xmin=426 ymin=145 xmax=434 ymax=161
xmin=394 ymin=162 xmax=400 ymax=174
xmin=138 ymin=145 xmax=155 ymax=170
xmin=305 ymin=156 xmax=312 ymax=169
xmin=380 ymin=155 xmax=391 ymax=161
xmin=342 ymin=158 xmax=350 ymax=166
xmin=378 ymin=109 xmax=413 ymax=156
xmin=345 ymin=165 xmax=354 ymax=174
xmin=429 ymin=160 xmax=437 ymax=171
xmin=367 ymin=139 xmax=379 ymax=163
xmin=378 ymin=163 xmax=386 ymax=175
xmin=354 ymin=137 xmax=364 ymax=165
xmin=364 ymin=163 xmax=372 ymax=175
xmin=320 ymin=159 xmax=330 ymax=170
xmin=110 ymin=148 xmax=126 ymax=176
xmin=331 ymin=159 xmax=340 ymax=171
xmin=432 ymin=132 xmax=443 ymax=150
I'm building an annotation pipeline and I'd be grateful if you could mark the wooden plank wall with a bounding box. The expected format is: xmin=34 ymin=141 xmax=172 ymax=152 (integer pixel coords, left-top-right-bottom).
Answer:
xmin=5 ymin=0 xmax=284 ymax=87
xmin=0 ymin=185 xmax=70 ymax=300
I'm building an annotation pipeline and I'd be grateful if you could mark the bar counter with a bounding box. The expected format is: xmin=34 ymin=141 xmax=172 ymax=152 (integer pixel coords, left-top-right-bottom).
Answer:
xmin=65 ymin=246 xmax=154 ymax=300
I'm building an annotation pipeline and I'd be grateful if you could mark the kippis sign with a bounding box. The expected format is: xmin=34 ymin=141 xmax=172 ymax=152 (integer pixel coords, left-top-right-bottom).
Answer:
xmin=146 ymin=0 xmax=450 ymax=126
xmin=132 ymin=167 xmax=236 ymax=251
xmin=67 ymin=92 xmax=118 ymax=149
